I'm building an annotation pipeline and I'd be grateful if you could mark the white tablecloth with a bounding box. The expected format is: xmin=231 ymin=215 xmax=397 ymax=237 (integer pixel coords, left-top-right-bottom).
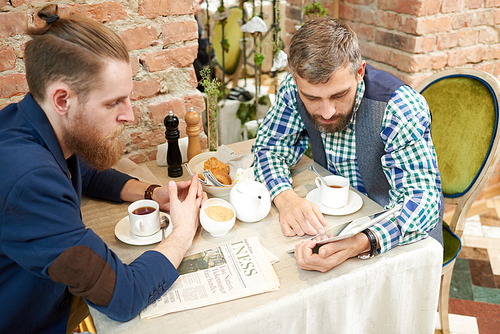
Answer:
xmin=84 ymin=140 xmax=442 ymax=334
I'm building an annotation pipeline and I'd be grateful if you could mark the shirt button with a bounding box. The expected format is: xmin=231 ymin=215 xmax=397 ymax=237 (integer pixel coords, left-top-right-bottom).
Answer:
xmin=158 ymin=286 xmax=163 ymax=293
xmin=163 ymin=282 xmax=169 ymax=290
xmin=60 ymin=299 xmax=70 ymax=310
xmin=153 ymin=289 xmax=159 ymax=298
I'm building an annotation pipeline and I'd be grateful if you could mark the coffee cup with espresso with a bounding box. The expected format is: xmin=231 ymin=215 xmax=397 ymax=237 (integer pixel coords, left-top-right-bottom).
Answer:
xmin=314 ymin=175 xmax=350 ymax=209
xmin=128 ymin=199 xmax=160 ymax=237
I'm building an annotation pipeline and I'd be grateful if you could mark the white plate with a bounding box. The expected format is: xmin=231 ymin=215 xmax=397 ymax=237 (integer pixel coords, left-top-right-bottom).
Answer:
xmin=306 ymin=189 xmax=363 ymax=216
xmin=115 ymin=212 xmax=173 ymax=246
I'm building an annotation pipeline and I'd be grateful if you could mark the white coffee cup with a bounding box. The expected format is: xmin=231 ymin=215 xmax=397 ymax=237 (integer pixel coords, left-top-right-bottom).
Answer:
xmin=128 ymin=199 xmax=160 ymax=237
xmin=314 ymin=175 xmax=350 ymax=209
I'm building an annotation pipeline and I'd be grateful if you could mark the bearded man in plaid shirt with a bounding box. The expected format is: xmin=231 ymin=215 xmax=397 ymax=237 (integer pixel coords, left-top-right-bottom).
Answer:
xmin=252 ymin=17 xmax=443 ymax=272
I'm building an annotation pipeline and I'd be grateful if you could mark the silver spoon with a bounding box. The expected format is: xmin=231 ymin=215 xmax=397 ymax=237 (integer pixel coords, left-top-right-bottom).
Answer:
xmin=160 ymin=215 xmax=170 ymax=241
xmin=310 ymin=165 xmax=328 ymax=185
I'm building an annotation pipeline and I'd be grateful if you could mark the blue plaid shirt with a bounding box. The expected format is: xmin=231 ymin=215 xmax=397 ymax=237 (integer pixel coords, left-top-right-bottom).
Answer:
xmin=253 ymin=73 xmax=442 ymax=254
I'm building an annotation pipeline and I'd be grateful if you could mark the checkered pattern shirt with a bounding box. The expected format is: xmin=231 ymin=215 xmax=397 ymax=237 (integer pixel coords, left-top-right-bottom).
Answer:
xmin=253 ymin=73 xmax=442 ymax=254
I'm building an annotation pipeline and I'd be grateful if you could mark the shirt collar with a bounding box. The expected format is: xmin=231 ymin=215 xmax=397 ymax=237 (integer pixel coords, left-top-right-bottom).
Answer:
xmin=353 ymin=79 xmax=365 ymax=114
xmin=18 ymin=93 xmax=70 ymax=177
xmin=346 ymin=79 xmax=365 ymax=125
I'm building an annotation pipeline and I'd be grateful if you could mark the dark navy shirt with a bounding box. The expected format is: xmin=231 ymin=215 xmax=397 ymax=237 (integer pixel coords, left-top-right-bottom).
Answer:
xmin=0 ymin=94 xmax=179 ymax=333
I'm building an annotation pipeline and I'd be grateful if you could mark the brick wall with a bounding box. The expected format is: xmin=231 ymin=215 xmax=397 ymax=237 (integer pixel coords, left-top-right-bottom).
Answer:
xmin=285 ymin=0 xmax=500 ymax=88
xmin=0 ymin=0 xmax=206 ymax=163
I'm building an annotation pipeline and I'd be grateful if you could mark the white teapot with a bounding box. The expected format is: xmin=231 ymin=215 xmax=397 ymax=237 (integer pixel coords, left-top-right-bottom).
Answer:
xmin=229 ymin=178 xmax=271 ymax=223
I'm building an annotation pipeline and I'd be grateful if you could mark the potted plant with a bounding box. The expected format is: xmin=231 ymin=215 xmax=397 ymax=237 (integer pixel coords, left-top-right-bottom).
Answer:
xmin=200 ymin=68 xmax=221 ymax=151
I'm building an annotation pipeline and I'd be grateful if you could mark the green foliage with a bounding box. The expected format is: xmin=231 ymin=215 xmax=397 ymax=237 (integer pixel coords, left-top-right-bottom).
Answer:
xmin=223 ymin=37 xmax=230 ymax=53
xmin=236 ymin=101 xmax=257 ymax=126
xmin=200 ymin=68 xmax=221 ymax=151
xmin=305 ymin=2 xmax=328 ymax=17
xmin=254 ymin=52 xmax=265 ymax=67
xmin=217 ymin=0 xmax=225 ymax=13
xmin=200 ymin=68 xmax=220 ymax=97
xmin=236 ymin=95 xmax=271 ymax=126
xmin=273 ymin=0 xmax=283 ymax=57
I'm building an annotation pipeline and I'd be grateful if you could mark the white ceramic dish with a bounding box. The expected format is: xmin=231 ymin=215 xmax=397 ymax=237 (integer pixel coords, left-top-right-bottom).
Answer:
xmin=200 ymin=198 xmax=236 ymax=237
xmin=306 ymin=189 xmax=363 ymax=216
xmin=115 ymin=212 xmax=173 ymax=246
xmin=188 ymin=152 xmax=235 ymax=197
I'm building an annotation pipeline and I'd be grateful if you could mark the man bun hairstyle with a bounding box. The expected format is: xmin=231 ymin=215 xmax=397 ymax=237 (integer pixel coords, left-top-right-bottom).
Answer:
xmin=288 ymin=17 xmax=362 ymax=84
xmin=25 ymin=4 xmax=130 ymax=104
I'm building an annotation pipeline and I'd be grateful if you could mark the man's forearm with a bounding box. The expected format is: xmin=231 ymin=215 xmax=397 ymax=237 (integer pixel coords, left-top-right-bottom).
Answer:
xmin=120 ymin=179 xmax=152 ymax=203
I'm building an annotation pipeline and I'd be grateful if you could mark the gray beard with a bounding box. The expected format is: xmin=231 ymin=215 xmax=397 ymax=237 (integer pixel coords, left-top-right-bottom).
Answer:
xmin=305 ymin=107 xmax=355 ymax=133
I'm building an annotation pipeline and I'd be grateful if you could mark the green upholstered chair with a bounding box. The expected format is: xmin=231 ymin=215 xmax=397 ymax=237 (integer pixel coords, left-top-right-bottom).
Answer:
xmin=212 ymin=6 xmax=245 ymax=87
xmin=417 ymin=68 xmax=500 ymax=334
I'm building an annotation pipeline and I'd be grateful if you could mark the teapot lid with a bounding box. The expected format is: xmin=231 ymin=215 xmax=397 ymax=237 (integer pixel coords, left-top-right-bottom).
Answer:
xmin=237 ymin=178 xmax=264 ymax=194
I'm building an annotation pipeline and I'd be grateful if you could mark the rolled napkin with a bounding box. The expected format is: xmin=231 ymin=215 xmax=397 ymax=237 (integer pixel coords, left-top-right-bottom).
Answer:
xmin=211 ymin=145 xmax=254 ymax=182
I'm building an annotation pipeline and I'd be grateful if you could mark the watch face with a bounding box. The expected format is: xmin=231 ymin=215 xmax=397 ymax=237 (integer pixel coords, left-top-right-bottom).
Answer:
xmin=145 ymin=185 xmax=160 ymax=200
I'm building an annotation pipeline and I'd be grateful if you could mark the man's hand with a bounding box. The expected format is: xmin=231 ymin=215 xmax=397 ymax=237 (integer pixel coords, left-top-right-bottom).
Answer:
xmin=154 ymin=175 xmax=207 ymax=212
xmin=273 ymin=189 xmax=327 ymax=236
xmin=294 ymin=232 xmax=370 ymax=272
xmin=154 ymin=174 xmax=207 ymax=267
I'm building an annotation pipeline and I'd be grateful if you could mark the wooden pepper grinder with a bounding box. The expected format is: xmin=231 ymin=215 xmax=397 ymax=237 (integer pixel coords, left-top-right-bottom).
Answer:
xmin=164 ymin=111 xmax=183 ymax=177
xmin=185 ymin=107 xmax=202 ymax=161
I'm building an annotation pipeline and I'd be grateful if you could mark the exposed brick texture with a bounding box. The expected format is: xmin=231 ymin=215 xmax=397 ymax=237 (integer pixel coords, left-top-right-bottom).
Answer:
xmin=4 ymin=0 xmax=500 ymax=161
xmin=0 ymin=74 xmax=28 ymax=99
xmin=0 ymin=12 xmax=28 ymax=38
xmin=0 ymin=46 xmax=16 ymax=71
xmin=285 ymin=0 xmax=500 ymax=89
xmin=442 ymin=0 xmax=463 ymax=13
xmin=378 ymin=0 xmax=440 ymax=16
xmin=120 ymin=26 xmax=158 ymax=51
xmin=131 ymin=78 xmax=161 ymax=101
xmin=183 ymin=92 xmax=206 ymax=114
xmin=486 ymin=0 xmax=500 ymax=7
xmin=148 ymin=98 xmax=185 ymax=126
xmin=58 ymin=2 xmax=127 ymax=23
xmin=1 ymin=1 xmax=205 ymax=162
xmin=138 ymin=0 xmax=198 ymax=19
xmin=162 ymin=20 xmax=198 ymax=45
xmin=140 ymin=45 xmax=198 ymax=72
xmin=126 ymin=105 xmax=143 ymax=126
xmin=466 ymin=0 xmax=484 ymax=9
xmin=11 ymin=0 xmax=35 ymax=7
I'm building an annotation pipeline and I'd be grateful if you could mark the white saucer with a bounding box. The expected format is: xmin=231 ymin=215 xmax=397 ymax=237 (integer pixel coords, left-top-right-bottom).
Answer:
xmin=306 ymin=189 xmax=363 ymax=216
xmin=115 ymin=212 xmax=173 ymax=246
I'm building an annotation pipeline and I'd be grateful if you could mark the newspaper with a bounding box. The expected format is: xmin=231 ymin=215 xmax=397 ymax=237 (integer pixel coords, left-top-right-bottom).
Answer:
xmin=141 ymin=236 xmax=280 ymax=319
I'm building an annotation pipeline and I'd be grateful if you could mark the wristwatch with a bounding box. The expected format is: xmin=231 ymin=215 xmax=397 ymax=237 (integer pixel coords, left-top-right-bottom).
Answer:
xmin=357 ymin=229 xmax=378 ymax=259
xmin=144 ymin=184 xmax=161 ymax=200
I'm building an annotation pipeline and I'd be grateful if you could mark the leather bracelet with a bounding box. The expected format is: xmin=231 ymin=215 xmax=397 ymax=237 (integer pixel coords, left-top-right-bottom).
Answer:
xmin=357 ymin=229 xmax=378 ymax=259
xmin=144 ymin=184 xmax=161 ymax=200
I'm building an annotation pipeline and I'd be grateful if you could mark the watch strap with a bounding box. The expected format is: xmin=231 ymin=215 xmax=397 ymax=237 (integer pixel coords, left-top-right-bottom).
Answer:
xmin=144 ymin=184 xmax=161 ymax=200
xmin=357 ymin=229 xmax=377 ymax=259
